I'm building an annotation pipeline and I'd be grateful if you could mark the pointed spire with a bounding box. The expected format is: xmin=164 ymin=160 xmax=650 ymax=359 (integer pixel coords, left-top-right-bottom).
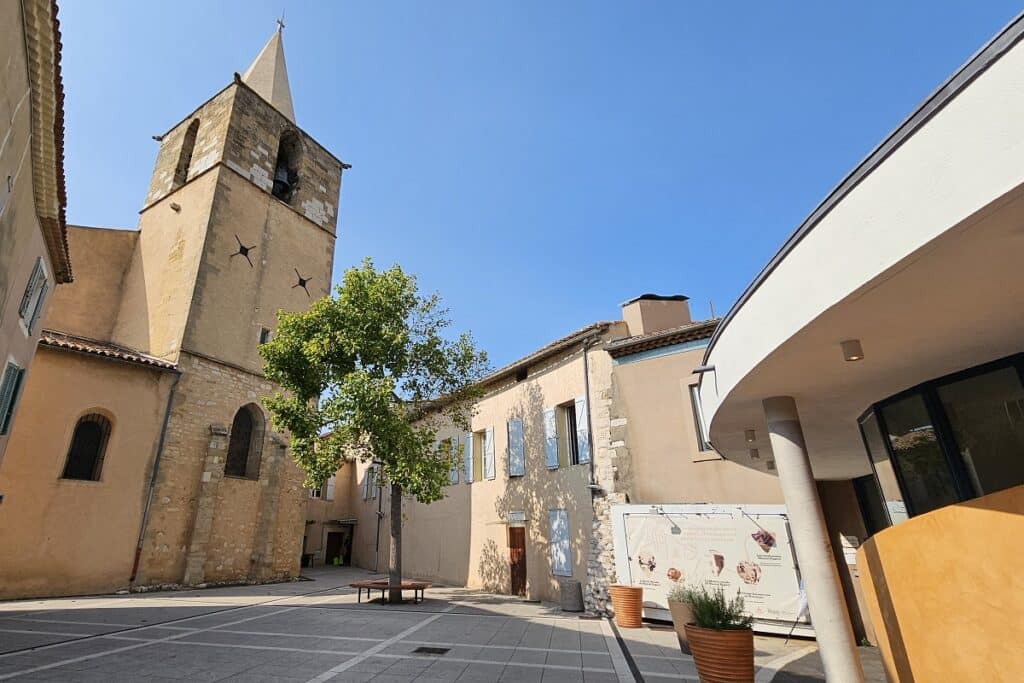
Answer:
xmin=241 ymin=22 xmax=296 ymax=122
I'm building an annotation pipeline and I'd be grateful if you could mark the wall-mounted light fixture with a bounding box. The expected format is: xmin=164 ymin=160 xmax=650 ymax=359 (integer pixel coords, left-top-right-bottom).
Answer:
xmin=841 ymin=339 xmax=864 ymax=362
xmin=745 ymin=429 xmax=756 ymax=444
xmin=749 ymin=448 xmax=760 ymax=460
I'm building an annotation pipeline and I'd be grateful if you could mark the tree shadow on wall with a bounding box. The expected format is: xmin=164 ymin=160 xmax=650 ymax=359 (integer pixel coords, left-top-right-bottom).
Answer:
xmin=476 ymin=376 xmax=591 ymax=601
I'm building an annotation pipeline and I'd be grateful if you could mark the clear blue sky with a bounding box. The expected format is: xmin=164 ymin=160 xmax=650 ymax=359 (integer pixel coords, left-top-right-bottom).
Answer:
xmin=59 ymin=1 xmax=1021 ymax=368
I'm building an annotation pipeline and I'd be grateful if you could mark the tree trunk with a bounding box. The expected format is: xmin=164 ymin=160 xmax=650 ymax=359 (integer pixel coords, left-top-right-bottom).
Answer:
xmin=388 ymin=482 xmax=403 ymax=603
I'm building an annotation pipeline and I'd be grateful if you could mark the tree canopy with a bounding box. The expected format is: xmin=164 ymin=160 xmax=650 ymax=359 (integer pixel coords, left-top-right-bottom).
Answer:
xmin=259 ymin=258 xmax=490 ymax=503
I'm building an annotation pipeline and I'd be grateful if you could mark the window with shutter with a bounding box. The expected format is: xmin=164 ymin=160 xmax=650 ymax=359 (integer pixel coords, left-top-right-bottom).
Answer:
xmin=574 ymin=396 xmax=591 ymax=464
xmin=0 ymin=361 xmax=25 ymax=435
xmin=549 ymin=509 xmax=572 ymax=577
xmin=689 ymin=384 xmax=713 ymax=452
xmin=484 ymin=427 xmax=495 ymax=480
xmin=464 ymin=432 xmax=473 ymax=483
xmin=449 ymin=436 xmax=460 ymax=484
xmin=19 ymin=258 xmax=49 ymax=335
xmin=18 ymin=259 xmax=43 ymax=319
xmin=325 ymin=476 xmax=336 ymax=501
xmin=507 ymin=418 xmax=525 ymax=477
xmin=543 ymin=408 xmax=558 ymax=469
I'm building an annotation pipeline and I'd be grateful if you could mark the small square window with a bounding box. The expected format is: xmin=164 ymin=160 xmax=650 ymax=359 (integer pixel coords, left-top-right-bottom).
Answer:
xmin=259 ymin=328 xmax=272 ymax=345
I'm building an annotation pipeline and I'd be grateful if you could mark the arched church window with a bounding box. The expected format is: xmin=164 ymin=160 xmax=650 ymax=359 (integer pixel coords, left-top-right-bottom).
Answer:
xmin=272 ymin=129 xmax=302 ymax=203
xmin=225 ymin=404 xmax=264 ymax=479
xmin=173 ymin=119 xmax=200 ymax=189
xmin=61 ymin=413 xmax=112 ymax=481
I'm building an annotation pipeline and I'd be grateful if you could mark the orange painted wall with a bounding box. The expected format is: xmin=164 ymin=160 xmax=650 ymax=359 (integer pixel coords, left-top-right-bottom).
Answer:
xmin=856 ymin=485 xmax=1024 ymax=683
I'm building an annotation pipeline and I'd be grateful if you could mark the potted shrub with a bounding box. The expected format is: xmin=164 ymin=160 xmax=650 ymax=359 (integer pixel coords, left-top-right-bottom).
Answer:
xmin=681 ymin=585 xmax=754 ymax=683
xmin=666 ymin=585 xmax=694 ymax=654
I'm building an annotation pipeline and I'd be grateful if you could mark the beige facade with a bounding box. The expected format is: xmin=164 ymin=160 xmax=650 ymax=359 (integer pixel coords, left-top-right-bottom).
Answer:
xmin=0 ymin=26 xmax=347 ymax=599
xmin=324 ymin=295 xmax=793 ymax=613
xmin=0 ymin=0 xmax=72 ymax=467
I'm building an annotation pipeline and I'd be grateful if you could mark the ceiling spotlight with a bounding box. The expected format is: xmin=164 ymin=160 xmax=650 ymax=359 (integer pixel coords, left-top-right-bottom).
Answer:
xmin=744 ymin=429 xmax=756 ymax=444
xmin=841 ymin=339 xmax=864 ymax=362
xmin=749 ymin=448 xmax=760 ymax=460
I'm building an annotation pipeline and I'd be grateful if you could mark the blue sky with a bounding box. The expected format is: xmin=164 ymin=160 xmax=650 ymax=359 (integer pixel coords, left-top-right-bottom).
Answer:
xmin=59 ymin=1 xmax=1021 ymax=368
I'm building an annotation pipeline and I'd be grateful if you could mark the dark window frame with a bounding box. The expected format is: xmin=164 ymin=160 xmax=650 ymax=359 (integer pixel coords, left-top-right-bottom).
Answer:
xmin=61 ymin=412 xmax=113 ymax=481
xmin=859 ymin=352 xmax=1024 ymax=520
xmin=224 ymin=404 xmax=264 ymax=480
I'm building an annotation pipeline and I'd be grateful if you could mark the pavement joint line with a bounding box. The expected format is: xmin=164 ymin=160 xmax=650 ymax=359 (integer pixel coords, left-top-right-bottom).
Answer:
xmin=0 ymin=617 xmax=140 ymax=629
xmin=404 ymin=640 xmax=611 ymax=656
xmin=156 ymin=626 xmax=384 ymax=642
xmin=754 ymin=644 xmax=819 ymax=683
xmin=636 ymin=672 xmax=700 ymax=681
xmin=600 ymin=618 xmax=637 ymax=683
xmin=0 ymin=604 xmax=305 ymax=680
xmin=106 ymin=635 xmax=364 ymax=657
xmin=303 ymin=604 xmax=459 ymax=682
xmin=0 ymin=628 xmax=94 ymax=638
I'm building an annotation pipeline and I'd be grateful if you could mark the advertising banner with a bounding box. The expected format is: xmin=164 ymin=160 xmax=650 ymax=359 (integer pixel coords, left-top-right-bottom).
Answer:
xmin=611 ymin=504 xmax=812 ymax=635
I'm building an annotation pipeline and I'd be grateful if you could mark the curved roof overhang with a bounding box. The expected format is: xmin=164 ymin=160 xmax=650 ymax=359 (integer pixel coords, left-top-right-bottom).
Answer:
xmin=699 ymin=13 xmax=1024 ymax=478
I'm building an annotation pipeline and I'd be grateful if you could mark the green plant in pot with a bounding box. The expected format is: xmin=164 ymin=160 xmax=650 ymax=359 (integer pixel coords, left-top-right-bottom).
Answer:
xmin=666 ymin=584 xmax=695 ymax=654
xmin=681 ymin=585 xmax=754 ymax=683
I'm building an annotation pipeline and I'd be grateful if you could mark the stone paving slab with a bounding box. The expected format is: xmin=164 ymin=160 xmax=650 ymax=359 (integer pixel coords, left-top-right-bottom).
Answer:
xmin=0 ymin=567 xmax=892 ymax=681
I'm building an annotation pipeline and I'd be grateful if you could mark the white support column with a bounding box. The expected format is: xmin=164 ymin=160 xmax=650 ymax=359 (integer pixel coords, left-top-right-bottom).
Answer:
xmin=763 ymin=396 xmax=864 ymax=683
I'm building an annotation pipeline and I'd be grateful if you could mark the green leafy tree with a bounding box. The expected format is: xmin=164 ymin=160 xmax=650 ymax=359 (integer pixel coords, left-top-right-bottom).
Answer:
xmin=260 ymin=258 xmax=490 ymax=602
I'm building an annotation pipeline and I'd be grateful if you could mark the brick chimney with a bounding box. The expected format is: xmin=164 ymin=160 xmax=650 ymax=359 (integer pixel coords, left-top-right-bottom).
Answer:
xmin=621 ymin=294 xmax=691 ymax=336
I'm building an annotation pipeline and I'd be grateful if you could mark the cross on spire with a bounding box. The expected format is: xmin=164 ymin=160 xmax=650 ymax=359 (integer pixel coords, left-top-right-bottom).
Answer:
xmin=276 ymin=15 xmax=285 ymax=32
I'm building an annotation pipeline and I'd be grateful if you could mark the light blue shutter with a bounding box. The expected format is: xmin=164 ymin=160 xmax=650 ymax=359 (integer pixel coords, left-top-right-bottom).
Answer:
xmin=449 ymin=436 xmax=460 ymax=484
xmin=464 ymin=432 xmax=474 ymax=483
xmin=325 ymin=476 xmax=336 ymax=501
xmin=543 ymin=408 xmax=558 ymax=469
xmin=484 ymin=427 xmax=495 ymax=480
xmin=27 ymin=279 xmax=49 ymax=334
xmin=18 ymin=259 xmax=43 ymax=319
xmin=574 ymin=396 xmax=591 ymax=464
xmin=507 ymin=418 xmax=525 ymax=477
xmin=549 ymin=509 xmax=571 ymax=576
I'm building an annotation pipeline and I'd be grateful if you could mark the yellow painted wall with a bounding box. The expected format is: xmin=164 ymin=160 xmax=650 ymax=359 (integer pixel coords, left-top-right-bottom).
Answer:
xmin=857 ymin=485 xmax=1024 ymax=682
xmin=0 ymin=349 xmax=171 ymax=598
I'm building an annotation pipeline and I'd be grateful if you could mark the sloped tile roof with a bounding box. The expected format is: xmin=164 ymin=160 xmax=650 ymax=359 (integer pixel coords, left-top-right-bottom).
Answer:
xmin=39 ymin=330 xmax=178 ymax=371
xmin=605 ymin=318 xmax=719 ymax=358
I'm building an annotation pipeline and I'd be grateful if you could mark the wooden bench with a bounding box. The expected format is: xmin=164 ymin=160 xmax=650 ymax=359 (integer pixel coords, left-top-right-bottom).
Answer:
xmin=350 ymin=579 xmax=431 ymax=604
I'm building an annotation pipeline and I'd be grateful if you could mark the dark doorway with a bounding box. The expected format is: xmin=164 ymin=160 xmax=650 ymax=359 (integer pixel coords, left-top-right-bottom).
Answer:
xmin=509 ymin=526 xmax=527 ymax=596
xmin=325 ymin=528 xmax=353 ymax=567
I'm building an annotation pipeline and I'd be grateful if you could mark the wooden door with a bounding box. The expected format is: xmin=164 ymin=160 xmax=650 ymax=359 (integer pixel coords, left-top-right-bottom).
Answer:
xmin=509 ymin=526 xmax=527 ymax=596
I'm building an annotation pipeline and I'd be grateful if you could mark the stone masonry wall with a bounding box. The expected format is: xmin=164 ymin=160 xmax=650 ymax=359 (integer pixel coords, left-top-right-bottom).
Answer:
xmin=135 ymin=352 xmax=306 ymax=587
xmin=585 ymin=369 xmax=635 ymax=615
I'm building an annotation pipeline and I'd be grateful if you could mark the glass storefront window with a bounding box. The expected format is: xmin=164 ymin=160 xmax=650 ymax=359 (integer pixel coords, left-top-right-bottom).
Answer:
xmin=936 ymin=367 xmax=1024 ymax=496
xmin=878 ymin=394 xmax=960 ymax=516
xmin=859 ymin=412 xmax=906 ymax=525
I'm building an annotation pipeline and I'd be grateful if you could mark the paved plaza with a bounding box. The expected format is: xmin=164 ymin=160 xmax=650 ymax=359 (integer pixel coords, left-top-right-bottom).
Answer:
xmin=0 ymin=568 xmax=882 ymax=682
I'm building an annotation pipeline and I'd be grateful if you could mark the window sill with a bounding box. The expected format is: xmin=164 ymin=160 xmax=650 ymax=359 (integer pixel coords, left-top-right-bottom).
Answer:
xmin=223 ymin=474 xmax=259 ymax=482
xmin=58 ymin=477 xmax=102 ymax=484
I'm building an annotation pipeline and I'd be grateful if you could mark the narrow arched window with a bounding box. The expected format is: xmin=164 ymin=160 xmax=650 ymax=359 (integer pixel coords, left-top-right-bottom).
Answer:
xmin=61 ymin=413 xmax=112 ymax=481
xmin=173 ymin=119 xmax=200 ymax=188
xmin=271 ymin=129 xmax=302 ymax=203
xmin=225 ymin=404 xmax=264 ymax=479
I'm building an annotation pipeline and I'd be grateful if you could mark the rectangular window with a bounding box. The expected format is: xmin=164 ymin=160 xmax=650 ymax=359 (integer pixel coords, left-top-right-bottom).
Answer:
xmin=259 ymin=327 xmax=272 ymax=344
xmin=309 ymin=487 xmax=322 ymax=499
xmin=549 ymin=509 xmax=572 ymax=577
xmin=0 ymin=361 xmax=25 ymax=435
xmin=935 ymin=366 xmax=1024 ymax=497
xmin=19 ymin=258 xmax=49 ymax=335
xmin=689 ymin=384 xmax=713 ymax=451
xmin=507 ymin=418 xmax=525 ymax=477
xmin=859 ymin=412 xmax=906 ymax=525
xmin=879 ymin=393 xmax=960 ymax=516
xmin=472 ymin=430 xmax=486 ymax=482
xmin=325 ymin=476 xmax=335 ymax=501
xmin=448 ymin=436 xmax=460 ymax=485
xmin=362 ymin=465 xmax=379 ymax=500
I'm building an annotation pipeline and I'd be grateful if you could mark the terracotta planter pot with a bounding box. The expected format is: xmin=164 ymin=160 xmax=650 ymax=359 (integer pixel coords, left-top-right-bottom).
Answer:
xmin=683 ymin=624 xmax=754 ymax=683
xmin=667 ymin=600 xmax=693 ymax=654
xmin=608 ymin=584 xmax=643 ymax=628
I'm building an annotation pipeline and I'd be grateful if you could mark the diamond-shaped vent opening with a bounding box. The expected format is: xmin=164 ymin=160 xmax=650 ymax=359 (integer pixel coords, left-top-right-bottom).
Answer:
xmin=412 ymin=647 xmax=450 ymax=656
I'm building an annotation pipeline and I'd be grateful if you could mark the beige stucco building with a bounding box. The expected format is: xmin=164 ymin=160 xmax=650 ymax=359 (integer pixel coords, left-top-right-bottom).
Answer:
xmin=0 ymin=25 xmax=348 ymax=599
xmin=0 ymin=0 xmax=72 ymax=468
xmin=319 ymin=295 xmax=797 ymax=613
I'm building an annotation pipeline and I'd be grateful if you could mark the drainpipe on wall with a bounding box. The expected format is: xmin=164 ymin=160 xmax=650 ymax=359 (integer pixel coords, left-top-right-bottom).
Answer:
xmin=130 ymin=370 xmax=181 ymax=584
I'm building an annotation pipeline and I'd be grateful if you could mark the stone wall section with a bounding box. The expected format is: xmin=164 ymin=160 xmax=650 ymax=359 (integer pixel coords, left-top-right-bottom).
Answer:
xmin=135 ymin=352 xmax=306 ymax=587
xmin=585 ymin=364 xmax=635 ymax=615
